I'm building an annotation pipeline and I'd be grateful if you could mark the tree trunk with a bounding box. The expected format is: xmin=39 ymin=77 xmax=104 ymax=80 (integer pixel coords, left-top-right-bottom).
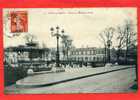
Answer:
xmin=117 ymin=48 xmax=120 ymax=63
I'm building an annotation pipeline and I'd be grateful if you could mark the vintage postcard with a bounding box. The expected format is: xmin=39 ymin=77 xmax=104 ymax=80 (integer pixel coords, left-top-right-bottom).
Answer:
xmin=3 ymin=8 xmax=138 ymax=94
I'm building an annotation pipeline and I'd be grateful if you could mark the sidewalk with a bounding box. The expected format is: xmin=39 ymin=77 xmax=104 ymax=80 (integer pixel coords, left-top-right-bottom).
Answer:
xmin=16 ymin=65 xmax=135 ymax=88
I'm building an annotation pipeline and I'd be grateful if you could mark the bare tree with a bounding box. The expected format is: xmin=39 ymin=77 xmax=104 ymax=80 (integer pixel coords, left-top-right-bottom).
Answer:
xmin=116 ymin=20 xmax=137 ymax=64
xmin=116 ymin=26 xmax=126 ymax=63
xmin=99 ymin=33 xmax=107 ymax=63
xmin=99 ymin=27 xmax=115 ymax=63
xmin=61 ymin=35 xmax=73 ymax=60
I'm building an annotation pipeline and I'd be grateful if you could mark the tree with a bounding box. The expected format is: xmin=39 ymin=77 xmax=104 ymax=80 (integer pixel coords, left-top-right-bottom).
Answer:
xmin=116 ymin=20 xmax=137 ymax=64
xmin=99 ymin=33 xmax=107 ymax=63
xmin=99 ymin=27 xmax=115 ymax=63
xmin=116 ymin=26 xmax=126 ymax=63
xmin=61 ymin=35 xmax=73 ymax=60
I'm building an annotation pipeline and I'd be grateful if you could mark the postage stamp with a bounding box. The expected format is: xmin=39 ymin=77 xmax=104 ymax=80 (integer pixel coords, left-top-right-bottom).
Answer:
xmin=10 ymin=11 xmax=28 ymax=33
xmin=3 ymin=10 xmax=28 ymax=37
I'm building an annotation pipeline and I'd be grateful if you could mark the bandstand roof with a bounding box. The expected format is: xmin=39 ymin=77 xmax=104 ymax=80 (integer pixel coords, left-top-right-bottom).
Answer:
xmin=5 ymin=46 xmax=49 ymax=52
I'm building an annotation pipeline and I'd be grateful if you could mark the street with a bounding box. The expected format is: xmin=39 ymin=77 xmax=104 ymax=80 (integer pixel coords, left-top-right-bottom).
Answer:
xmin=5 ymin=66 xmax=136 ymax=94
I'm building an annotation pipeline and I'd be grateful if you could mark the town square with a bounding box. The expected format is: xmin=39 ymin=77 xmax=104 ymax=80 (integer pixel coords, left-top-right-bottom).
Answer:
xmin=3 ymin=8 xmax=138 ymax=93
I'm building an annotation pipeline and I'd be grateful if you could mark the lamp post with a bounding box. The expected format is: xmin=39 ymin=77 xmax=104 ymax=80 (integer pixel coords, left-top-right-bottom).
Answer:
xmin=107 ymin=40 xmax=112 ymax=63
xmin=50 ymin=26 xmax=64 ymax=67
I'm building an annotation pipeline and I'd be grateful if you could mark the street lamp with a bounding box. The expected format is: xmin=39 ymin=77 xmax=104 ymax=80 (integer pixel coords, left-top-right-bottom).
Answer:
xmin=50 ymin=26 xmax=64 ymax=67
xmin=107 ymin=40 xmax=112 ymax=63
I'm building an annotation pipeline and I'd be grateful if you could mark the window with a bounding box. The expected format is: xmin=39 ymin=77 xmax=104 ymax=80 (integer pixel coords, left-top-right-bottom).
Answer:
xmin=81 ymin=51 xmax=83 ymax=55
xmin=83 ymin=51 xmax=85 ymax=55
xmin=93 ymin=57 xmax=95 ymax=61
xmin=94 ymin=57 xmax=97 ymax=61
xmin=85 ymin=51 xmax=87 ymax=55
xmin=85 ymin=57 xmax=88 ymax=61
xmin=87 ymin=51 xmax=90 ymax=55
xmin=89 ymin=57 xmax=91 ymax=61
xmin=102 ymin=50 xmax=104 ymax=54
xmin=92 ymin=50 xmax=94 ymax=55
xmin=79 ymin=51 xmax=81 ymax=55
xmin=94 ymin=50 xmax=96 ymax=54
xmin=90 ymin=50 xmax=92 ymax=55
xmin=97 ymin=57 xmax=99 ymax=61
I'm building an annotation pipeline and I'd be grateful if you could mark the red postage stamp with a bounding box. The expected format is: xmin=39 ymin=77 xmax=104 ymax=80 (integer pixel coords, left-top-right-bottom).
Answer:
xmin=10 ymin=11 xmax=28 ymax=33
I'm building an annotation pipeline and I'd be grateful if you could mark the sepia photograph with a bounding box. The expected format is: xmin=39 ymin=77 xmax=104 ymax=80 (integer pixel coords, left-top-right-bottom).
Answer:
xmin=3 ymin=8 xmax=138 ymax=94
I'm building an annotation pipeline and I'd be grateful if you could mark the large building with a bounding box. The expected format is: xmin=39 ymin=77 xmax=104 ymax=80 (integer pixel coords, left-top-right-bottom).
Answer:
xmin=69 ymin=47 xmax=106 ymax=63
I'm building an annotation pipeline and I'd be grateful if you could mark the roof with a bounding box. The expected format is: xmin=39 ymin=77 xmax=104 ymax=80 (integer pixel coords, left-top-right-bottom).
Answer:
xmin=5 ymin=46 xmax=49 ymax=52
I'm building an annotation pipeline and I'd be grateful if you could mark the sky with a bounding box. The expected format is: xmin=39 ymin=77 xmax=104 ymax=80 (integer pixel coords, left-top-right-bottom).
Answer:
xmin=3 ymin=8 xmax=137 ymax=48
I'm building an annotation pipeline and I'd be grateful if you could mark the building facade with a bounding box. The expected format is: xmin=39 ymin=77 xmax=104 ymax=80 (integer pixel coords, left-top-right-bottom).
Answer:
xmin=69 ymin=47 xmax=106 ymax=63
